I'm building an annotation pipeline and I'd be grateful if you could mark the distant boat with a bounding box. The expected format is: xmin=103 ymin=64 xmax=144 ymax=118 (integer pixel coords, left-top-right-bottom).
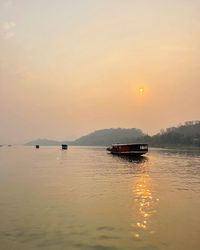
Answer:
xmin=106 ymin=143 xmax=148 ymax=156
xmin=8 ymin=145 xmax=12 ymax=147
xmin=35 ymin=145 xmax=40 ymax=149
xmin=62 ymin=144 xmax=68 ymax=150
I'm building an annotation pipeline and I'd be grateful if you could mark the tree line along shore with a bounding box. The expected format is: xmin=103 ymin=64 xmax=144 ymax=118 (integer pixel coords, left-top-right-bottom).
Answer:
xmin=24 ymin=121 xmax=200 ymax=148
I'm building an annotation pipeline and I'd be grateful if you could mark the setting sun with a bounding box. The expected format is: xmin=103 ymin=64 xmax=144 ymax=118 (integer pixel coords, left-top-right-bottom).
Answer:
xmin=139 ymin=88 xmax=144 ymax=94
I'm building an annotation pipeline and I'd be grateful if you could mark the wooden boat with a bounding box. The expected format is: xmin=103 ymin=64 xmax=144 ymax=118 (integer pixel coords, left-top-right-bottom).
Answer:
xmin=106 ymin=143 xmax=148 ymax=156
xmin=62 ymin=144 xmax=68 ymax=150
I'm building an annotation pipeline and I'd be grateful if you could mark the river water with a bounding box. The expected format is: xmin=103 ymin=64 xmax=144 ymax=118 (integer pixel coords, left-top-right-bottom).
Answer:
xmin=0 ymin=146 xmax=200 ymax=250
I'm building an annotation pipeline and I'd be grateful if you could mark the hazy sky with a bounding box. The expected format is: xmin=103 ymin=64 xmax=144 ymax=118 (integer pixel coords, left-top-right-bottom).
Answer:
xmin=0 ymin=0 xmax=200 ymax=144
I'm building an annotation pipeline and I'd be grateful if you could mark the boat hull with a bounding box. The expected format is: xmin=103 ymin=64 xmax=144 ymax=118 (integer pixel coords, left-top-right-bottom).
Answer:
xmin=107 ymin=143 xmax=148 ymax=156
xmin=110 ymin=151 xmax=147 ymax=156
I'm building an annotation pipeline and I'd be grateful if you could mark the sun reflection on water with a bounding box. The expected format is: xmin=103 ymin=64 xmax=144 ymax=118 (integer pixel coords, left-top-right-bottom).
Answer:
xmin=132 ymin=170 xmax=159 ymax=239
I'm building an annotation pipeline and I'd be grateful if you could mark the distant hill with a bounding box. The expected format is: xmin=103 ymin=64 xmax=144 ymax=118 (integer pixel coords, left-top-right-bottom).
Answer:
xmin=25 ymin=138 xmax=62 ymax=146
xmin=25 ymin=121 xmax=200 ymax=147
xmin=72 ymin=128 xmax=145 ymax=146
xmin=146 ymin=121 xmax=200 ymax=147
xmin=165 ymin=121 xmax=200 ymax=136
xmin=25 ymin=128 xmax=145 ymax=146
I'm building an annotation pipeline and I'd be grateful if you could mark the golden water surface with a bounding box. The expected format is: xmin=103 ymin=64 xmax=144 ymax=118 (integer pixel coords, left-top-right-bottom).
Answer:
xmin=0 ymin=146 xmax=200 ymax=250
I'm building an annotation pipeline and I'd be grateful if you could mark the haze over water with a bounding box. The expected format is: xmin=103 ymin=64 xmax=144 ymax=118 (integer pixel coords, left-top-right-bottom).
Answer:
xmin=0 ymin=0 xmax=200 ymax=144
xmin=0 ymin=146 xmax=200 ymax=250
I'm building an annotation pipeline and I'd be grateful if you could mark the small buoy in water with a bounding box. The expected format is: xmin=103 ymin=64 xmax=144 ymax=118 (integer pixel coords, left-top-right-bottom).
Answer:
xmin=36 ymin=145 xmax=40 ymax=149
xmin=62 ymin=144 xmax=68 ymax=150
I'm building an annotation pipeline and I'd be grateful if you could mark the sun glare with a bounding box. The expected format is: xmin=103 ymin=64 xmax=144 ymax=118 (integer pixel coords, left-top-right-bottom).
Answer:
xmin=139 ymin=88 xmax=144 ymax=94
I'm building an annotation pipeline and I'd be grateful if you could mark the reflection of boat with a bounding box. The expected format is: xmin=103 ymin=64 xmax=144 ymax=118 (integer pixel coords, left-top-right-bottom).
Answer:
xmin=112 ymin=154 xmax=147 ymax=163
xmin=107 ymin=143 xmax=148 ymax=156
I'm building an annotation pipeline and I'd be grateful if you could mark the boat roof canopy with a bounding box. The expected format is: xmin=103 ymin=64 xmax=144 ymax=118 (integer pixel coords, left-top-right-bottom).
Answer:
xmin=112 ymin=143 xmax=148 ymax=146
